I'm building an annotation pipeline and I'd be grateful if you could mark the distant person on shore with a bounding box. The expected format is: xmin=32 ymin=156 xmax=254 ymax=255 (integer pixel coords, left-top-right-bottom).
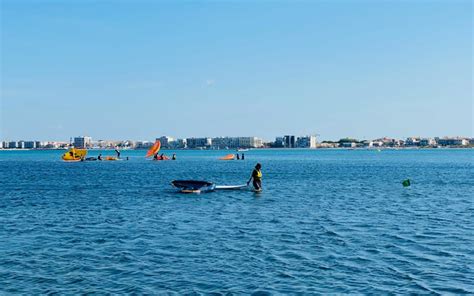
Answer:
xmin=98 ymin=154 xmax=102 ymax=161
xmin=236 ymin=153 xmax=240 ymax=160
xmin=172 ymin=153 xmax=176 ymax=160
xmin=115 ymin=149 xmax=121 ymax=159
xmin=242 ymin=153 xmax=245 ymax=160
xmin=247 ymin=163 xmax=262 ymax=191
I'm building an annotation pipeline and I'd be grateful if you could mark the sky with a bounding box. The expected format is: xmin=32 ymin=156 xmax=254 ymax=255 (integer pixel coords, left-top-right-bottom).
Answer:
xmin=1 ymin=0 xmax=472 ymax=141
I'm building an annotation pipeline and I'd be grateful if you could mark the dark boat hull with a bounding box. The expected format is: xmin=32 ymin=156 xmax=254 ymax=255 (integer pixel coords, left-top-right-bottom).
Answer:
xmin=171 ymin=180 xmax=216 ymax=193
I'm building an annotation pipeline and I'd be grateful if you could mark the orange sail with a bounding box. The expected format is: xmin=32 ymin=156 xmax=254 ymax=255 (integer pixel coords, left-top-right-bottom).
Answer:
xmin=146 ymin=140 xmax=161 ymax=158
xmin=219 ymin=154 xmax=235 ymax=160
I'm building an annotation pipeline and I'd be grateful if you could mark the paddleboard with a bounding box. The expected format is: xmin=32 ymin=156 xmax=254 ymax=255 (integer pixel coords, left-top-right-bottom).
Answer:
xmin=215 ymin=185 xmax=248 ymax=190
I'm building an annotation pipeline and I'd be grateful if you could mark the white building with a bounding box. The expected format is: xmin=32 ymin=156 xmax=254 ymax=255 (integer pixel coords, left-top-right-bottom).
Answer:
xmin=238 ymin=137 xmax=263 ymax=148
xmin=437 ymin=137 xmax=469 ymax=146
xmin=176 ymin=139 xmax=187 ymax=149
xmin=296 ymin=135 xmax=317 ymax=148
xmin=157 ymin=136 xmax=175 ymax=149
xmin=211 ymin=137 xmax=234 ymax=149
xmin=372 ymin=141 xmax=384 ymax=147
xmin=74 ymin=136 xmax=92 ymax=148
xmin=341 ymin=142 xmax=356 ymax=148
xmin=405 ymin=137 xmax=421 ymax=146
xmin=210 ymin=137 xmax=263 ymax=149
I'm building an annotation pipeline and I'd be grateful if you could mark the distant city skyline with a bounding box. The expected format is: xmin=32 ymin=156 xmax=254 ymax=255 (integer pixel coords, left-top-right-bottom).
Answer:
xmin=1 ymin=1 xmax=472 ymax=141
xmin=1 ymin=134 xmax=472 ymax=150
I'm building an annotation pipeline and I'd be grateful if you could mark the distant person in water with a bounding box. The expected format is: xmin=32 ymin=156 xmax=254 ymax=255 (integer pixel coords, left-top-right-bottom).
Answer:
xmin=98 ymin=154 xmax=102 ymax=161
xmin=247 ymin=163 xmax=262 ymax=191
xmin=153 ymin=153 xmax=159 ymax=160
xmin=236 ymin=153 xmax=240 ymax=160
xmin=241 ymin=153 xmax=245 ymax=160
xmin=115 ymin=149 xmax=121 ymax=159
xmin=172 ymin=153 xmax=176 ymax=160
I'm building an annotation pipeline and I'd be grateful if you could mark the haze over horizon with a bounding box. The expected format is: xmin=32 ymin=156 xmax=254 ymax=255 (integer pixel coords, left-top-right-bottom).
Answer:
xmin=1 ymin=1 xmax=472 ymax=142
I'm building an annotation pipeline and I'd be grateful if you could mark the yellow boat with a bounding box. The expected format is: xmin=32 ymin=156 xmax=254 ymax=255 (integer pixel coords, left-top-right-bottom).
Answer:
xmin=62 ymin=148 xmax=87 ymax=161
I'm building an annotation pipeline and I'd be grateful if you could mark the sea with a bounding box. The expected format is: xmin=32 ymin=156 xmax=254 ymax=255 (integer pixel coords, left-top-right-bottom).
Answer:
xmin=0 ymin=149 xmax=472 ymax=294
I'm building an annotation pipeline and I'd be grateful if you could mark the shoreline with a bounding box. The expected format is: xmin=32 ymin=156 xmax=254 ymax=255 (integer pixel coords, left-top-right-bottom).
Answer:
xmin=1 ymin=147 xmax=473 ymax=151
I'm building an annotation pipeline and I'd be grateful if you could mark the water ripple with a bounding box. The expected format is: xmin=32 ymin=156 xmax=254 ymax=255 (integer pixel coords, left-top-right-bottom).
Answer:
xmin=0 ymin=149 xmax=473 ymax=293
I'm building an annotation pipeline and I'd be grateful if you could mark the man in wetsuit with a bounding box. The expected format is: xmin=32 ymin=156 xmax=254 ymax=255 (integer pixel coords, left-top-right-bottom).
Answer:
xmin=247 ymin=163 xmax=262 ymax=191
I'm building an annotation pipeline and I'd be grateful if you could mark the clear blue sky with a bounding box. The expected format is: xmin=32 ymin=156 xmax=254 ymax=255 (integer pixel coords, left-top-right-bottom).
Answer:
xmin=1 ymin=0 xmax=472 ymax=141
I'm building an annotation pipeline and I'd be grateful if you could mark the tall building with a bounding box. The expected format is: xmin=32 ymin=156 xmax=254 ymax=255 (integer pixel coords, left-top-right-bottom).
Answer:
xmin=210 ymin=137 xmax=263 ymax=149
xmin=284 ymin=135 xmax=296 ymax=148
xmin=211 ymin=137 xmax=233 ymax=149
xmin=74 ymin=136 xmax=92 ymax=148
xmin=186 ymin=137 xmax=212 ymax=149
xmin=176 ymin=139 xmax=187 ymax=149
xmin=273 ymin=137 xmax=284 ymax=148
xmin=24 ymin=141 xmax=36 ymax=149
xmin=157 ymin=136 xmax=175 ymax=149
xmin=238 ymin=137 xmax=264 ymax=148
xmin=296 ymin=135 xmax=317 ymax=148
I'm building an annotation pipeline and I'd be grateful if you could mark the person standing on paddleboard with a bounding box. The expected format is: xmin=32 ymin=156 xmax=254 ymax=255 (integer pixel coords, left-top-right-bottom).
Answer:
xmin=247 ymin=163 xmax=262 ymax=191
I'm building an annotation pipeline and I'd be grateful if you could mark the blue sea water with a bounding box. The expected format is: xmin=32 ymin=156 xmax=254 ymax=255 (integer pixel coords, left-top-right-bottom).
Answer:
xmin=0 ymin=149 xmax=473 ymax=294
